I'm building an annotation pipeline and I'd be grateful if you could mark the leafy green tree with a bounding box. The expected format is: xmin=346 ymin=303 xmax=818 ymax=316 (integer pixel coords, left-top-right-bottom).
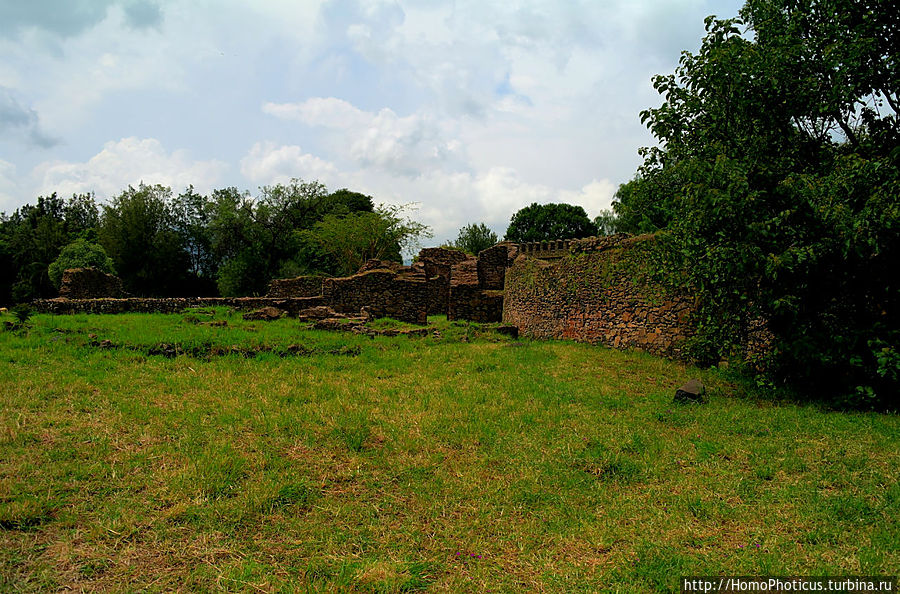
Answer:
xmin=619 ymin=1 xmax=899 ymax=406
xmin=99 ymin=183 xmax=191 ymax=296
xmin=451 ymin=223 xmax=498 ymax=255
xmin=205 ymin=187 xmax=266 ymax=296
xmin=593 ymin=210 xmax=620 ymax=236
xmin=304 ymin=205 xmax=431 ymax=276
xmin=206 ymin=181 xmax=378 ymax=295
xmin=504 ymin=203 xmax=597 ymax=242
xmin=170 ymin=186 xmax=213 ymax=278
xmin=0 ymin=193 xmax=99 ymax=303
xmin=48 ymin=239 xmax=115 ymax=289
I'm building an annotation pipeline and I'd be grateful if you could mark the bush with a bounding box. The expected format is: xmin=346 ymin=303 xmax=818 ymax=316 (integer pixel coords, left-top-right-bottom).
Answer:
xmin=48 ymin=239 xmax=115 ymax=289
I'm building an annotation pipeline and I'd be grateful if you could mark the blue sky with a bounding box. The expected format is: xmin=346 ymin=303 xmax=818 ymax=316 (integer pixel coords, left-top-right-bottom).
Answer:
xmin=0 ymin=0 xmax=744 ymax=243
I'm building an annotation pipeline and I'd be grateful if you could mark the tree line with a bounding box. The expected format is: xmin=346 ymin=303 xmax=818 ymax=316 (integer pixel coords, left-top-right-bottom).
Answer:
xmin=1 ymin=175 xmax=616 ymax=305
xmin=0 ymin=180 xmax=431 ymax=303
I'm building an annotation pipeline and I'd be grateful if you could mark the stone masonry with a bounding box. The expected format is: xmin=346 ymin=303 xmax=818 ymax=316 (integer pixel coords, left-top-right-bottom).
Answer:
xmin=503 ymin=234 xmax=695 ymax=358
xmin=265 ymin=275 xmax=325 ymax=298
xmin=417 ymin=247 xmax=471 ymax=315
xmin=323 ymin=269 xmax=427 ymax=324
xmin=59 ymin=267 xmax=125 ymax=299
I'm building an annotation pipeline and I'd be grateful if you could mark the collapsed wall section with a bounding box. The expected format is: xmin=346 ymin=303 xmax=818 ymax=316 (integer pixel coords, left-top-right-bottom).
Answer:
xmin=59 ymin=267 xmax=124 ymax=299
xmin=502 ymin=234 xmax=694 ymax=358
xmin=418 ymin=247 xmax=471 ymax=315
xmin=448 ymin=259 xmax=504 ymax=322
xmin=476 ymin=244 xmax=512 ymax=290
xmin=323 ymin=269 xmax=427 ymax=324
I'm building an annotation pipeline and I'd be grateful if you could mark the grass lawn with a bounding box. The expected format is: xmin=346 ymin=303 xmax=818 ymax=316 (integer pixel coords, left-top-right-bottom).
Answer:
xmin=1 ymin=308 xmax=897 ymax=592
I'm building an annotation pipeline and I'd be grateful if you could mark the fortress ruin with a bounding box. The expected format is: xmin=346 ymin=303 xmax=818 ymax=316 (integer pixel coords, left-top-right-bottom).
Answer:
xmin=34 ymin=234 xmax=703 ymax=360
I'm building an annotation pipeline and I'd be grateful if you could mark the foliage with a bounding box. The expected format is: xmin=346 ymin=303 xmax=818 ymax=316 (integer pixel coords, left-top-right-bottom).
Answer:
xmin=303 ymin=204 xmax=432 ymax=276
xmin=1 ymin=179 xmax=415 ymax=301
xmin=450 ymin=223 xmax=498 ymax=254
xmin=10 ymin=303 xmax=32 ymax=324
xmin=593 ymin=210 xmax=620 ymax=236
xmin=0 ymin=193 xmax=99 ymax=304
xmin=616 ymin=0 xmax=899 ymax=407
xmin=504 ymin=202 xmax=597 ymax=242
xmin=47 ymin=239 xmax=115 ymax=289
xmin=98 ymin=184 xmax=192 ymax=297
xmin=207 ymin=181 xmax=377 ymax=295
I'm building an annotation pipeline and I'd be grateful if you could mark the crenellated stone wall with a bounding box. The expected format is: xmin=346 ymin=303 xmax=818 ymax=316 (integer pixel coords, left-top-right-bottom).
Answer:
xmin=323 ymin=269 xmax=427 ymax=324
xmin=59 ymin=268 xmax=125 ymax=299
xmin=503 ymin=234 xmax=695 ymax=358
xmin=265 ymin=275 xmax=325 ymax=298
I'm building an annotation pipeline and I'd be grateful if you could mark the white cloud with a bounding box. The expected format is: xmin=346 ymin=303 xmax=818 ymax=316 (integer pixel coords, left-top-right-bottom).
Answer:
xmin=265 ymin=97 xmax=464 ymax=177
xmin=263 ymin=97 xmax=367 ymax=129
xmin=240 ymin=141 xmax=338 ymax=185
xmin=0 ymin=159 xmax=19 ymax=213
xmin=305 ymin=164 xmax=617 ymax=243
xmin=32 ymin=137 xmax=227 ymax=199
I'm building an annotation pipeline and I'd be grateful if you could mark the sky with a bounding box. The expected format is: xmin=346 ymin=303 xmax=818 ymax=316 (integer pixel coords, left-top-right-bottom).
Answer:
xmin=0 ymin=0 xmax=745 ymax=244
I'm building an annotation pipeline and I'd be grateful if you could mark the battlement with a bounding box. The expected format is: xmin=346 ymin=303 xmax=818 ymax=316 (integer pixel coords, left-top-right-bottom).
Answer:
xmin=516 ymin=239 xmax=574 ymax=259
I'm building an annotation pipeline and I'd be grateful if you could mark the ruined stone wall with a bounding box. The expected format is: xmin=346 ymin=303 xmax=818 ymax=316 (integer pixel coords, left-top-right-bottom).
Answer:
xmin=59 ymin=268 xmax=124 ymax=299
xmin=357 ymin=259 xmax=403 ymax=273
xmin=418 ymin=247 xmax=471 ymax=315
xmin=323 ymin=269 xmax=427 ymax=324
xmin=33 ymin=296 xmax=325 ymax=316
xmin=447 ymin=259 xmax=503 ymax=322
xmin=265 ymin=276 xmax=324 ymax=298
xmin=503 ymin=234 xmax=695 ymax=358
xmin=476 ymin=244 xmax=511 ymax=290
xmin=448 ymin=286 xmax=504 ymax=323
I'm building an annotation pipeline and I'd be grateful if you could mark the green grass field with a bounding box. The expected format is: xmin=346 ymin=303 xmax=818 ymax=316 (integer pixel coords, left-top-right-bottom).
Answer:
xmin=1 ymin=309 xmax=897 ymax=592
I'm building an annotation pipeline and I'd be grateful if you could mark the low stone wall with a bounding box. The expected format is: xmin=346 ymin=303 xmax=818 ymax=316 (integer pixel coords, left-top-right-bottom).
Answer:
xmin=59 ymin=268 xmax=124 ymax=299
xmin=503 ymin=234 xmax=695 ymax=358
xmin=323 ymin=270 xmax=427 ymax=324
xmin=266 ymin=276 xmax=324 ymax=298
xmin=32 ymin=296 xmax=324 ymax=316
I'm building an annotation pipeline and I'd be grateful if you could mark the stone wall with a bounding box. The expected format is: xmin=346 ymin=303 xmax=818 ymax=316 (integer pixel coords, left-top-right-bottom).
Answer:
xmin=476 ymin=244 xmax=512 ymax=290
xmin=418 ymin=247 xmax=471 ymax=315
xmin=357 ymin=259 xmax=403 ymax=273
xmin=59 ymin=268 xmax=125 ymax=299
xmin=503 ymin=234 xmax=695 ymax=358
xmin=33 ymin=296 xmax=325 ymax=316
xmin=265 ymin=276 xmax=324 ymax=298
xmin=448 ymin=259 xmax=503 ymax=322
xmin=323 ymin=269 xmax=427 ymax=324
xmin=448 ymin=285 xmax=504 ymax=323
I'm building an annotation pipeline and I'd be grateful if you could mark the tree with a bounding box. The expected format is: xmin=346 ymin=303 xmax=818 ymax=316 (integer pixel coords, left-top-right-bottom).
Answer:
xmin=593 ymin=210 xmax=619 ymax=236
xmin=304 ymin=205 xmax=431 ymax=276
xmin=504 ymin=203 xmax=597 ymax=242
xmin=0 ymin=193 xmax=99 ymax=303
xmin=451 ymin=223 xmax=498 ymax=254
xmin=170 ymin=186 xmax=214 ymax=281
xmin=99 ymin=183 xmax=191 ymax=296
xmin=48 ymin=239 xmax=115 ymax=289
xmin=617 ymin=1 xmax=899 ymax=407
